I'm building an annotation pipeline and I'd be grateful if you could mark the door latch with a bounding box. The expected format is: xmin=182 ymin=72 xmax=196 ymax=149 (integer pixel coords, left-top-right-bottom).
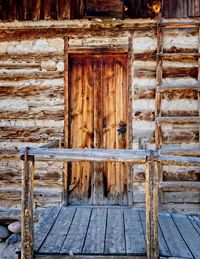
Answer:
xmin=117 ymin=121 xmax=126 ymax=136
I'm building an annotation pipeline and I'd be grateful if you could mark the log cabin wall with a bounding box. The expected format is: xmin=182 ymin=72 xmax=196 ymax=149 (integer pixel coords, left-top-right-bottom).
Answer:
xmin=0 ymin=23 xmax=199 ymax=212
xmin=0 ymin=38 xmax=65 ymax=208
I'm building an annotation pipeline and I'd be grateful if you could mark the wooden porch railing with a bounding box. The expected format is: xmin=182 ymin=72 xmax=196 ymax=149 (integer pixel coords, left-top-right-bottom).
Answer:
xmin=20 ymin=143 xmax=200 ymax=259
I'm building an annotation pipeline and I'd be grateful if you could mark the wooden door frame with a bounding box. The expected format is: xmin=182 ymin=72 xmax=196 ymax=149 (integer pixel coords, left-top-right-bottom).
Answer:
xmin=63 ymin=37 xmax=134 ymax=205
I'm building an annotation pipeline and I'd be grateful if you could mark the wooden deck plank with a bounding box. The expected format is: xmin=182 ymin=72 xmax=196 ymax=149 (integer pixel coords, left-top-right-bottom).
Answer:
xmin=172 ymin=214 xmax=200 ymax=259
xmin=159 ymin=213 xmax=193 ymax=259
xmin=35 ymin=256 xmax=146 ymax=259
xmin=38 ymin=207 xmax=76 ymax=254
xmin=187 ymin=215 xmax=200 ymax=235
xmin=60 ymin=208 xmax=92 ymax=255
xmin=105 ymin=208 xmax=125 ymax=254
xmin=34 ymin=206 xmax=62 ymax=252
xmin=124 ymin=209 xmax=146 ymax=255
xmin=139 ymin=210 xmax=171 ymax=257
xmin=193 ymin=215 xmax=200 ymax=229
xmin=82 ymin=208 xmax=107 ymax=254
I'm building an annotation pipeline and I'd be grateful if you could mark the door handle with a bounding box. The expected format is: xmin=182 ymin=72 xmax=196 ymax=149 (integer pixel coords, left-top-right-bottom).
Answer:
xmin=117 ymin=121 xmax=126 ymax=136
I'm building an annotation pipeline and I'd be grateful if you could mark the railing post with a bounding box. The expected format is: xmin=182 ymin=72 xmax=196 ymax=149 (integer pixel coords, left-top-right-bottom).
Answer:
xmin=146 ymin=151 xmax=159 ymax=259
xmin=21 ymin=147 xmax=34 ymax=259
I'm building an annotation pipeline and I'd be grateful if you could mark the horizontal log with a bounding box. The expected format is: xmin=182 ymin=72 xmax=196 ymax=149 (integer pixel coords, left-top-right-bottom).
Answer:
xmin=20 ymin=148 xmax=149 ymax=163
xmin=0 ymin=208 xmax=44 ymax=224
xmin=163 ymin=191 xmax=200 ymax=203
xmin=0 ymin=19 xmax=157 ymax=30
xmin=163 ymin=67 xmax=198 ymax=78
xmin=0 ymin=19 xmax=199 ymax=31
xmin=159 ymin=21 xmax=200 ymax=29
xmin=157 ymin=53 xmax=200 ymax=58
xmin=0 ymin=149 xmax=18 ymax=158
xmin=0 ymin=84 xmax=64 ymax=98
xmin=160 ymin=181 xmax=200 ymax=190
xmin=0 ymin=71 xmax=64 ymax=81
xmin=68 ymin=47 xmax=128 ymax=54
xmin=135 ymin=67 xmax=198 ymax=79
xmin=156 ymin=116 xmax=200 ymax=124
xmin=39 ymin=140 xmax=59 ymax=148
xmin=159 ymin=148 xmax=200 ymax=157
xmin=0 ymin=19 xmax=198 ymax=41
xmin=158 ymin=154 xmax=200 ymax=166
xmin=162 ymin=111 xmax=199 ymax=117
xmin=0 ymin=110 xmax=64 ymax=120
xmin=0 ymin=186 xmax=62 ymax=205
xmin=162 ymin=130 xmax=199 ymax=144
xmin=163 ymin=170 xmax=200 ymax=181
xmin=0 ymin=126 xmax=63 ymax=143
xmin=0 ymin=53 xmax=64 ymax=61
xmin=160 ymin=84 xmax=200 ymax=92
xmin=19 ymin=147 xmax=200 ymax=166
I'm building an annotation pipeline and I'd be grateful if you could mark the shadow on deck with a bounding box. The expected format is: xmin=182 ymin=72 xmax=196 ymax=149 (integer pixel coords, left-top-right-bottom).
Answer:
xmin=18 ymin=206 xmax=200 ymax=259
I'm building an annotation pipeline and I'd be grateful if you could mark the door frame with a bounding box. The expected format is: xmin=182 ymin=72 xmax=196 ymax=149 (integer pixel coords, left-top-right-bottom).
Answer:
xmin=63 ymin=38 xmax=134 ymax=205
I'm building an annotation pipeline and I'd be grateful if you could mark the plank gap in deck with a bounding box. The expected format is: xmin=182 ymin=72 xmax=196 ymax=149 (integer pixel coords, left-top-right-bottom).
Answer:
xmin=60 ymin=207 xmax=92 ymax=255
xmin=82 ymin=207 xmax=107 ymax=254
xmin=34 ymin=206 xmax=62 ymax=253
xmin=38 ymin=207 xmax=76 ymax=254
xmin=187 ymin=215 xmax=200 ymax=236
xmin=159 ymin=213 xmax=193 ymax=259
xmin=172 ymin=213 xmax=200 ymax=259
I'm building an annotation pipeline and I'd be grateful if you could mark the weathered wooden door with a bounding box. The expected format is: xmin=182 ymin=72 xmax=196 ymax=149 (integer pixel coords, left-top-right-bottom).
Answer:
xmin=68 ymin=53 xmax=130 ymax=205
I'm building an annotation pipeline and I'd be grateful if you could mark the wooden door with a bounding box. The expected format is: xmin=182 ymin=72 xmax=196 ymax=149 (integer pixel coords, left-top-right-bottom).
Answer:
xmin=68 ymin=53 xmax=130 ymax=205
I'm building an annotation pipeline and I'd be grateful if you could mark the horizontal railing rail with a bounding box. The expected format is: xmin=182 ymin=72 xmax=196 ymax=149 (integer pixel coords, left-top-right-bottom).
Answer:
xmin=39 ymin=140 xmax=59 ymax=149
xmin=20 ymin=144 xmax=200 ymax=259
xmin=20 ymin=147 xmax=149 ymax=163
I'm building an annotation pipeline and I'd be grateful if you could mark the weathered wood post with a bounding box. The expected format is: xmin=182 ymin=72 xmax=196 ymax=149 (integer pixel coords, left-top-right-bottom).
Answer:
xmin=63 ymin=36 xmax=70 ymax=206
xmin=21 ymin=147 xmax=34 ymax=259
xmin=146 ymin=150 xmax=159 ymax=259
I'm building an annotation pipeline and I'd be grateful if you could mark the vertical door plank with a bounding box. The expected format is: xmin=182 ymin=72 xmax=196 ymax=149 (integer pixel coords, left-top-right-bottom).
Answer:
xmin=188 ymin=0 xmax=200 ymax=17
xmin=103 ymin=55 xmax=116 ymax=204
xmin=115 ymin=55 xmax=128 ymax=205
xmin=42 ymin=0 xmax=51 ymax=19
xmin=93 ymin=56 xmax=105 ymax=204
xmin=59 ymin=0 xmax=71 ymax=19
xmin=69 ymin=56 xmax=83 ymax=203
xmin=115 ymin=57 xmax=123 ymax=205
xmin=81 ymin=56 xmax=94 ymax=202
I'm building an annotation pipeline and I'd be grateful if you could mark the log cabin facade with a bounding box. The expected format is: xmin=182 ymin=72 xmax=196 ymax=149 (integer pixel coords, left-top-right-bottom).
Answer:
xmin=0 ymin=0 xmax=200 ymax=214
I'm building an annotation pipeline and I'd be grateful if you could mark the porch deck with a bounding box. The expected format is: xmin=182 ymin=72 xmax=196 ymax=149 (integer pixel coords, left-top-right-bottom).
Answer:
xmin=18 ymin=206 xmax=200 ymax=259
